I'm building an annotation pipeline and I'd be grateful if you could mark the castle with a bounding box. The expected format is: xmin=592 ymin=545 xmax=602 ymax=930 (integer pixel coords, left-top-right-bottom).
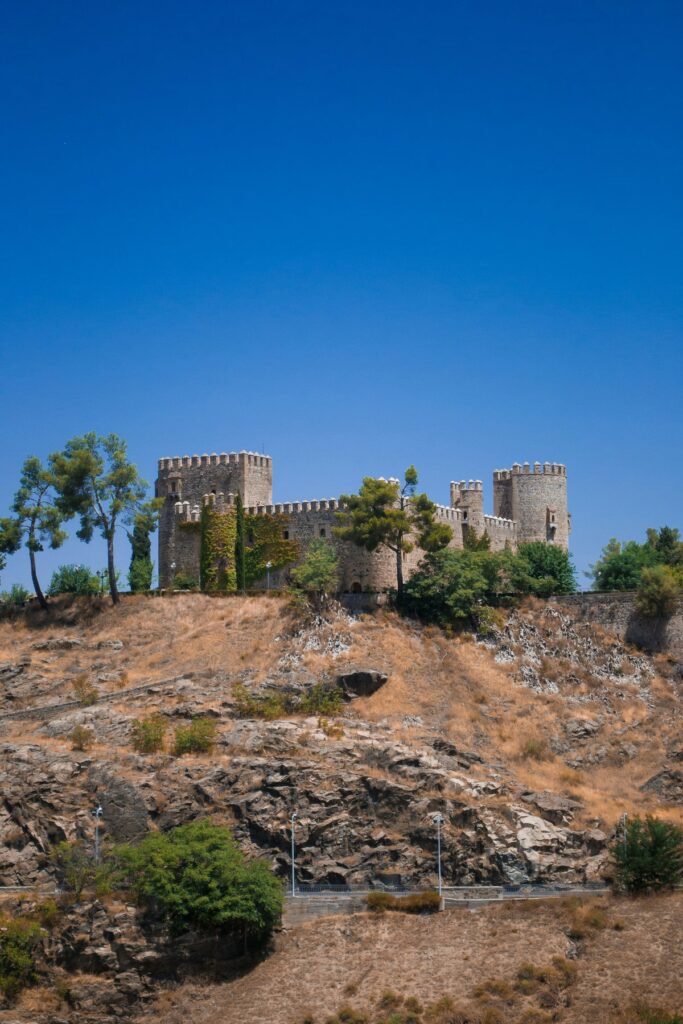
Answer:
xmin=155 ymin=452 xmax=570 ymax=591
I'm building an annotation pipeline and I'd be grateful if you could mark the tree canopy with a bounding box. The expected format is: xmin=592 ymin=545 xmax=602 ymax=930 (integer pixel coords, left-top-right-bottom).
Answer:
xmin=290 ymin=537 xmax=339 ymax=609
xmin=51 ymin=433 xmax=148 ymax=604
xmin=0 ymin=457 xmax=68 ymax=609
xmin=115 ymin=820 xmax=283 ymax=942
xmin=590 ymin=527 xmax=683 ymax=592
xmin=334 ymin=467 xmax=452 ymax=592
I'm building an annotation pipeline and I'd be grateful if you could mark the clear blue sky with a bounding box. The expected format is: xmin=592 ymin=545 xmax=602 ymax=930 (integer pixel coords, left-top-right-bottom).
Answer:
xmin=1 ymin=1 xmax=681 ymax=589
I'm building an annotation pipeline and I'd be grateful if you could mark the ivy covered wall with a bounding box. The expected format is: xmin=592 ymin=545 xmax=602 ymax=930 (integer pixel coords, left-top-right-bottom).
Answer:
xmin=200 ymin=506 xmax=238 ymax=592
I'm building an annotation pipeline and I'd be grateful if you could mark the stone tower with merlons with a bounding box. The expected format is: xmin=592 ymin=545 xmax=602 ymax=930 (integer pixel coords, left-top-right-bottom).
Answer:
xmin=155 ymin=451 xmax=569 ymax=590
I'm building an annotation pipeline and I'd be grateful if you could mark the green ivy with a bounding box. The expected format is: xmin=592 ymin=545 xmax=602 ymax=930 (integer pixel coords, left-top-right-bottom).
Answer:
xmin=243 ymin=512 xmax=299 ymax=586
xmin=200 ymin=506 xmax=237 ymax=592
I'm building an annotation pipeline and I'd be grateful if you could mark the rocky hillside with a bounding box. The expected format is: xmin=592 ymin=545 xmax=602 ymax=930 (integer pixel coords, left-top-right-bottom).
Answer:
xmin=0 ymin=594 xmax=681 ymax=1021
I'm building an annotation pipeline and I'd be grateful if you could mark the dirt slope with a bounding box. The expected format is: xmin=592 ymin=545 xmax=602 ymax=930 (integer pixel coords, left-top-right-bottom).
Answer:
xmin=148 ymin=894 xmax=683 ymax=1024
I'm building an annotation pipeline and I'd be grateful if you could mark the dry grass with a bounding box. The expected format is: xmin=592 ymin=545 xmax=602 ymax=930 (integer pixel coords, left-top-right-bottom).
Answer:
xmin=1 ymin=595 xmax=681 ymax=836
xmin=147 ymin=894 xmax=683 ymax=1024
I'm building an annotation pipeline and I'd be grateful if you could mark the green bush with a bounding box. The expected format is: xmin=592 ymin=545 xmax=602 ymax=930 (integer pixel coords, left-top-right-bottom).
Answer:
xmin=131 ymin=715 xmax=167 ymax=753
xmin=115 ymin=820 xmax=283 ymax=941
xmin=635 ymin=566 xmax=681 ymax=618
xmin=172 ymin=572 xmax=200 ymax=591
xmin=50 ymin=840 xmax=113 ymax=898
xmin=290 ymin=538 xmax=339 ymax=609
xmin=366 ymin=891 xmax=441 ymax=914
xmin=72 ymin=674 xmax=98 ymax=706
xmin=48 ymin=564 xmax=100 ymax=596
xmin=0 ymin=915 xmax=44 ymax=1000
xmin=70 ymin=725 xmax=95 ymax=751
xmin=128 ymin=557 xmax=153 ymax=593
xmin=173 ymin=717 xmax=218 ymax=755
xmin=0 ymin=583 xmax=31 ymax=607
xmin=613 ymin=815 xmax=683 ymax=892
xmin=232 ymin=682 xmax=343 ymax=720
xmin=513 ymin=542 xmax=577 ymax=596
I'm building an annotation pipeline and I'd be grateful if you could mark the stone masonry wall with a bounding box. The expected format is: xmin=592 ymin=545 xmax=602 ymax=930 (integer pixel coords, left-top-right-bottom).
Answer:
xmin=549 ymin=592 xmax=683 ymax=665
xmin=156 ymin=451 xmax=564 ymax=588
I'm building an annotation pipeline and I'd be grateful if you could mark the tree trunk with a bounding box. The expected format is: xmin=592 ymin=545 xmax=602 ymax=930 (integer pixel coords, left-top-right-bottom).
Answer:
xmin=395 ymin=545 xmax=404 ymax=593
xmin=29 ymin=547 xmax=48 ymax=611
xmin=107 ymin=534 xmax=119 ymax=604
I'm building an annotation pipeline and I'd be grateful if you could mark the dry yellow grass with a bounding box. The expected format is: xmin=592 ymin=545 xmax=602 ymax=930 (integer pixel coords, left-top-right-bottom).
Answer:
xmin=146 ymin=894 xmax=683 ymax=1024
xmin=1 ymin=594 xmax=680 ymax=833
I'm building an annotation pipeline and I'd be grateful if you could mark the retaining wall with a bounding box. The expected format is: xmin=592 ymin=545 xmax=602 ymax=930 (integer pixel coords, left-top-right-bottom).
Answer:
xmin=549 ymin=592 xmax=683 ymax=663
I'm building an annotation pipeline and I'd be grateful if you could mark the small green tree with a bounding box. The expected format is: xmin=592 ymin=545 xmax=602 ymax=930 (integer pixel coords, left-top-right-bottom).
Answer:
xmin=290 ymin=538 xmax=339 ymax=609
xmin=51 ymin=433 xmax=148 ymax=604
xmin=398 ymin=548 xmax=506 ymax=628
xmin=1 ymin=457 xmax=69 ymax=610
xmin=115 ymin=820 xmax=283 ymax=942
xmin=47 ymin=563 xmax=100 ymax=596
xmin=635 ymin=565 xmax=681 ymax=618
xmin=173 ymin=717 xmax=217 ymax=755
xmin=50 ymin=840 xmax=101 ymax=898
xmin=126 ymin=502 xmax=161 ymax=592
xmin=131 ymin=716 xmax=167 ymax=753
xmin=513 ymin=541 xmax=577 ymax=596
xmin=0 ymin=915 xmax=44 ymax=1000
xmin=335 ymin=467 xmax=452 ymax=593
xmin=614 ymin=815 xmax=683 ymax=893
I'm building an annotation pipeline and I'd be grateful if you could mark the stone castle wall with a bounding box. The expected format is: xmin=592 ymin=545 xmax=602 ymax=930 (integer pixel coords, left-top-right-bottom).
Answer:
xmin=155 ymin=451 xmax=567 ymax=589
xmin=493 ymin=463 xmax=569 ymax=548
xmin=549 ymin=592 xmax=683 ymax=666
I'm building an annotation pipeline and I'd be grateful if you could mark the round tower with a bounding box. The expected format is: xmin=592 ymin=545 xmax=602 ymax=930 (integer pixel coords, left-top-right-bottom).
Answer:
xmin=493 ymin=462 xmax=569 ymax=549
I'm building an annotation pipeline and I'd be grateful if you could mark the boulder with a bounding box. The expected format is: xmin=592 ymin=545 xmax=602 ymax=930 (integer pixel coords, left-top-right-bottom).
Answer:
xmin=336 ymin=669 xmax=388 ymax=699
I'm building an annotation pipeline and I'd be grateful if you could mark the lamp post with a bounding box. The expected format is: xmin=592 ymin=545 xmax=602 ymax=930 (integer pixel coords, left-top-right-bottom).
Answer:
xmin=170 ymin=561 xmax=176 ymax=589
xmin=290 ymin=811 xmax=298 ymax=896
xmin=266 ymin=561 xmax=273 ymax=591
xmin=432 ymin=812 xmax=444 ymax=898
xmin=93 ymin=805 xmax=103 ymax=864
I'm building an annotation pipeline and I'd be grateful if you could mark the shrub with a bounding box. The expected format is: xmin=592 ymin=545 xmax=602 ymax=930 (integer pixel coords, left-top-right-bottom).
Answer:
xmin=172 ymin=572 xmax=199 ymax=591
xmin=72 ymin=675 xmax=98 ymax=706
xmin=513 ymin=542 xmax=577 ymax=596
xmin=0 ymin=583 xmax=31 ymax=607
xmin=613 ymin=815 xmax=683 ymax=892
xmin=50 ymin=840 xmax=108 ymax=898
xmin=0 ymin=915 xmax=44 ymax=1000
xmin=69 ymin=725 xmax=95 ymax=751
xmin=290 ymin=538 xmax=339 ymax=610
xmin=128 ymin=557 xmax=153 ymax=593
xmin=131 ymin=716 xmax=167 ymax=754
xmin=115 ymin=820 xmax=283 ymax=941
xmin=233 ymin=682 xmax=343 ymax=720
xmin=635 ymin=566 xmax=681 ymax=618
xmin=173 ymin=717 xmax=218 ymax=755
xmin=47 ymin=564 xmax=100 ymax=596
xmin=519 ymin=737 xmax=551 ymax=762
xmin=366 ymin=891 xmax=441 ymax=914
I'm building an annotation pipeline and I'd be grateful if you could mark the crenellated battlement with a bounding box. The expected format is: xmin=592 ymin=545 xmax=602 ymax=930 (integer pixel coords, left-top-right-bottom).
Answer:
xmin=158 ymin=451 xmax=272 ymax=471
xmin=494 ymin=462 xmax=566 ymax=480
xmin=157 ymin=446 xmax=569 ymax=588
xmin=483 ymin=514 xmax=515 ymax=530
xmin=450 ymin=479 xmax=483 ymax=492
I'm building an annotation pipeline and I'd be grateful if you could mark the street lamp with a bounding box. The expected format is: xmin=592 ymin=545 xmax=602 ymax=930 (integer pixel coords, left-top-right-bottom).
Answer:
xmin=170 ymin=561 xmax=176 ymax=589
xmin=432 ymin=812 xmax=444 ymax=898
xmin=290 ymin=811 xmax=298 ymax=896
xmin=93 ymin=805 xmax=103 ymax=864
xmin=266 ymin=561 xmax=273 ymax=590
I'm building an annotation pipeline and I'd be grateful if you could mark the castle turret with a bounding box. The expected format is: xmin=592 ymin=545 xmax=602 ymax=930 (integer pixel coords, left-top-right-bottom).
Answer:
xmin=450 ymin=479 xmax=485 ymax=538
xmin=155 ymin=451 xmax=273 ymax=586
xmin=492 ymin=462 xmax=570 ymax=549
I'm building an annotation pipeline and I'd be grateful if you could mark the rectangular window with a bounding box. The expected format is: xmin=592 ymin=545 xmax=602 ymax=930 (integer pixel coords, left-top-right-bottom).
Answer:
xmin=283 ymin=530 xmax=289 ymax=540
xmin=319 ymin=528 xmax=326 ymax=537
